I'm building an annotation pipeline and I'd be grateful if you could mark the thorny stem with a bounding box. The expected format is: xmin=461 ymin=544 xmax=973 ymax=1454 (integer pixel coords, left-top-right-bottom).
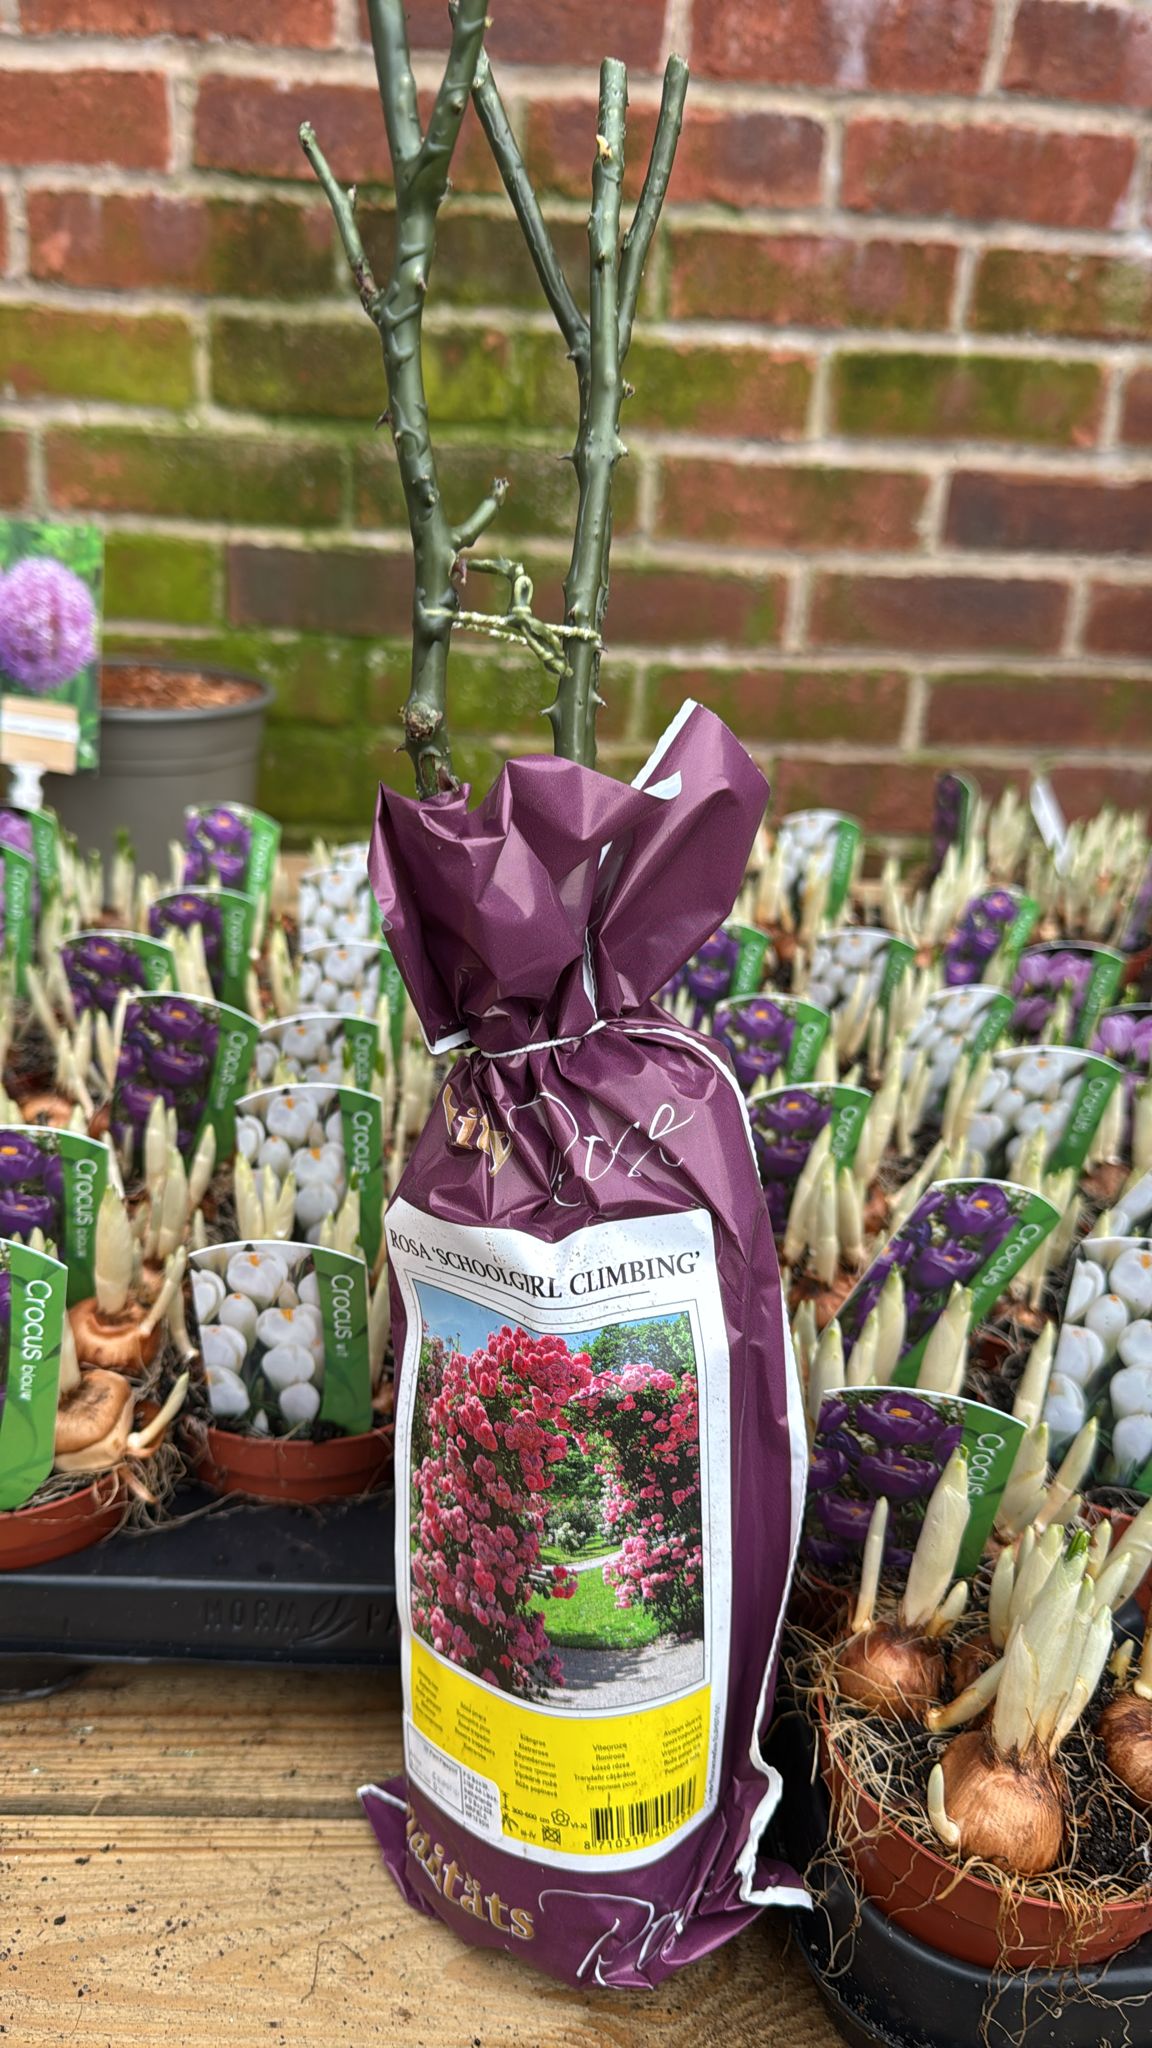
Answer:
xmin=472 ymin=47 xmax=688 ymax=769
xmin=302 ymin=0 xmax=499 ymax=797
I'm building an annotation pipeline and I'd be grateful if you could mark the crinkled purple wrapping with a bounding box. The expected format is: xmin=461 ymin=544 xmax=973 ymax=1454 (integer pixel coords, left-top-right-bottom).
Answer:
xmin=363 ymin=703 xmax=806 ymax=1987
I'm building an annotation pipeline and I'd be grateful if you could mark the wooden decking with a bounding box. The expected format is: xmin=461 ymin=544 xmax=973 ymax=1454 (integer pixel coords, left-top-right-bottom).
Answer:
xmin=0 ymin=1662 xmax=843 ymax=2045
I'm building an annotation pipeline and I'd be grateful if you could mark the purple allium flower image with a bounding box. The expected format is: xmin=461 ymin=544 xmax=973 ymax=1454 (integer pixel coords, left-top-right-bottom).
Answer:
xmin=61 ymin=933 xmax=147 ymax=1018
xmin=0 ymin=556 xmax=97 ymax=693
xmin=183 ymin=805 xmax=253 ymax=894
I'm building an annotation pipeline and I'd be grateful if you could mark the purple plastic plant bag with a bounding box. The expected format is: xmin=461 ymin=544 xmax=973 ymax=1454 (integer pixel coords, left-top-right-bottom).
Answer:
xmin=361 ymin=702 xmax=808 ymax=1987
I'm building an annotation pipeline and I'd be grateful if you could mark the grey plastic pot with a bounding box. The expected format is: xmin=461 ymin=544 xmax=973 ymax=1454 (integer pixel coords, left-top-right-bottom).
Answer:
xmin=44 ymin=659 xmax=274 ymax=875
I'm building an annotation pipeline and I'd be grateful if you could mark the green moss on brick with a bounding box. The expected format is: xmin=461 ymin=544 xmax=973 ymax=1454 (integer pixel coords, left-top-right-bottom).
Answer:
xmin=47 ymin=428 xmax=345 ymax=527
xmin=105 ymin=535 xmax=220 ymax=627
xmin=972 ymin=251 xmax=1152 ymax=341
xmin=834 ymin=351 xmax=1104 ymax=445
xmin=0 ymin=305 xmax=194 ymax=407
xmin=212 ymin=315 xmax=516 ymax=427
xmin=625 ymin=341 xmax=812 ymax=437
xmin=203 ymin=198 xmax=335 ymax=299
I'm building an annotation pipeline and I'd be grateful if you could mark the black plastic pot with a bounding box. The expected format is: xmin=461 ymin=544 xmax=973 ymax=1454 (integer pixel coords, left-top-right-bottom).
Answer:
xmin=44 ymin=658 xmax=274 ymax=874
xmin=766 ymin=1696 xmax=1152 ymax=2048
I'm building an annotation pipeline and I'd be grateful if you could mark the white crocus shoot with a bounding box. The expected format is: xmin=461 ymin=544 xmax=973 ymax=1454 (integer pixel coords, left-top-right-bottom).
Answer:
xmin=1012 ymin=1322 xmax=1056 ymax=1427
xmin=806 ymin=1318 xmax=845 ymax=1430
xmin=916 ymin=1284 xmax=972 ymax=1395
xmin=94 ymin=1185 xmax=135 ymax=1317
xmin=994 ymin=1423 xmax=1051 ymax=1541
xmin=873 ymin=1265 xmax=907 ymax=1385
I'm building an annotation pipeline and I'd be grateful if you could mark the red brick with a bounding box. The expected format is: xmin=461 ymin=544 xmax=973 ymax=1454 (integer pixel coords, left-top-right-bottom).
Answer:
xmin=380 ymin=0 xmax=665 ymax=67
xmin=0 ymin=69 xmax=168 ymax=170
xmin=1121 ymin=370 xmax=1152 ymax=447
xmin=20 ymin=0 xmax=333 ymax=40
xmin=842 ymin=118 xmax=1135 ymax=231
xmin=1048 ymin=763 xmax=1152 ymax=820
xmin=524 ymin=101 xmax=824 ymax=208
xmin=44 ymin=427 xmax=345 ymax=527
xmin=668 ymin=229 xmax=957 ymax=330
xmin=947 ymin=472 xmax=1152 ymax=555
xmin=28 ymin=190 xmax=333 ymax=298
xmin=809 ymin=574 xmax=1068 ymax=652
xmin=1083 ymin=583 xmax=1152 ymax=655
xmin=649 ymin=666 xmax=907 ymax=742
xmin=972 ymin=249 xmax=1152 ymax=341
xmin=771 ymin=759 xmax=993 ymax=836
xmin=926 ymin=672 xmax=1152 ymax=749
xmin=228 ymin=545 xmax=412 ymax=637
xmin=606 ymin=570 xmax=786 ymax=647
xmin=692 ymin=0 xmax=994 ymax=92
xmin=0 ymin=430 xmax=29 ymax=509
xmin=1004 ymin=1 xmax=1152 ymax=107
xmin=194 ymin=75 xmax=499 ymax=189
xmin=657 ymin=462 xmax=927 ymax=550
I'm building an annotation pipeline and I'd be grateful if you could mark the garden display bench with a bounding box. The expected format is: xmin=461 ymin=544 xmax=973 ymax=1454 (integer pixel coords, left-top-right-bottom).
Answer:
xmin=0 ymin=1662 xmax=840 ymax=2047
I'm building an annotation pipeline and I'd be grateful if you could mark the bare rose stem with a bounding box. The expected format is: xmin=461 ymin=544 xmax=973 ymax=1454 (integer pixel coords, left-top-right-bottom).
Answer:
xmin=300 ymin=0 xmax=502 ymax=798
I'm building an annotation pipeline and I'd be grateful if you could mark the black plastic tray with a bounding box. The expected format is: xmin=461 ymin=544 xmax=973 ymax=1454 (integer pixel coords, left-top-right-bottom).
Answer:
xmin=768 ymin=1706 xmax=1152 ymax=2048
xmin=0 ymin=1488 xmax=399 ymax=1687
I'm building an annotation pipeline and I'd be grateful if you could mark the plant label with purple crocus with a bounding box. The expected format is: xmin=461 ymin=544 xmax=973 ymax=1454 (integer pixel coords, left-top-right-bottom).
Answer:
xmin=943 ymin=886 xmax=1037 ymax=989
xmin=777 ymin=810 xmax=862 ymax=920
xmin=1011 ymin=943 xmax=1126 ymax=1049
xmin=661 ymin=921 xmax=771 ymax=1028
xmin=974 ymin=1046 xmax=1123 ymax=1176
xmin=61 ymin=929 xmax=175 ymax=1018
xmin=904 ymin=984 xmax=1015 ymax=1120
xmin=807 ymin=928 xmax=915 ymax=1021
xmin=0 ymin=1126 xmax=108 ymax=1304
xmin=837 ymin=1178 xmax=1061 ymax=1389
xmin=112 ymin=993 xmax=260 ymax=1177
xmin=0 ymin=520 xmax=102 ymax=776
xmin=183 ymin=803 xmax=280 ymax=912
xmin=254 ymin=1012 xmax=380 ymax=1096
xmin=0 ymin=844 xmax=35 ymax=992
xmin=149 ymin=887 xmax=257 ymax=1013
xmin=713 ymin=993 xmax=831 ymax=1094
xmin=749 ymin=1083 xmax=869 ymax=1234
xmin=929 ymin=771 xmax=979 ymax=881
xmin=0 ymin=1239 xmax=67 ymax=1509
xmin=0 ymin=804 xmax=58 ymax=895
xmin=806 ymin=1384 xmax=1024 ymax=1580
xmin=235 ymin=1084 xmax=384 ymax=1266
xmin=189 ymin=1239 xmax=372 ymax=1440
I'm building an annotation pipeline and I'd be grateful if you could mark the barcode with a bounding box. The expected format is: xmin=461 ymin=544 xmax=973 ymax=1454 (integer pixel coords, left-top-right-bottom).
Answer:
xmin=589 ymin=1776 xmax=697 ymax=1847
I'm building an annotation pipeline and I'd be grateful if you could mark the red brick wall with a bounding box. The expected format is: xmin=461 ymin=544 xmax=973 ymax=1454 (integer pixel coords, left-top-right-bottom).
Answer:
xmin=2 ymin=0 xmax=1151 ymax=839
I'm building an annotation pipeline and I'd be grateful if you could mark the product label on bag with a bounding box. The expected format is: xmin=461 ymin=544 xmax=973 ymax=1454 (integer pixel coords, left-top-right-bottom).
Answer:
xmin=387 ymin=1199 xmax=733 ymax=1875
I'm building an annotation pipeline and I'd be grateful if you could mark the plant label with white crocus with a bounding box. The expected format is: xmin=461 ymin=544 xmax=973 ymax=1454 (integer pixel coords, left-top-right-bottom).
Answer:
xmin=837 ymin=1178 xmax=1061 ymax=1390
xmin=235 ymin=1083 xmax=385 ymax=1267
xmin=254 ymin=1012 xmax=380 ymax=1096
xmin=0 ymin=1127 xmax=109 ymax=1305
xmin=189 ymin=1240 xmax=373 ymax=1440
xmin=1049 ymin=1235 xmax=1152 ymax=1492
xmin=776 ymin=810 xmax=862 ymax=921
xmin=0 ymin=1239 xmax=67 ymax=1509
xmin=298 ymin=859 xmax=381 ymax=952
xmin=968 ymin=1046 xmax=1123 ymax=1177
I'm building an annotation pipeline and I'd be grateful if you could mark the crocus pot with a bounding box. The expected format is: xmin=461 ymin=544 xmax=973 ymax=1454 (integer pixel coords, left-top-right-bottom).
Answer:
xmin=194 ymin=1424 xmax=394 ymax=1505
xmin=44 ymin=659 xmax=274 ymax=876
xmin=818 ymin=1695 xmax=1152 ymax=1970
xmin=0 ymin=1472 xmax=125 ymax=1572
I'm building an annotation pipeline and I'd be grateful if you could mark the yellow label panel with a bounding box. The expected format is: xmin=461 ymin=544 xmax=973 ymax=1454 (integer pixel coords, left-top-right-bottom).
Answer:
xmin=410 ymin=1636 xmax=710 ymax=1859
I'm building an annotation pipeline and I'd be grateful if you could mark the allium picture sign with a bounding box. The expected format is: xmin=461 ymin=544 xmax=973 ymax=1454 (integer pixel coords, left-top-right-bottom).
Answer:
xmin=0 ymin=520 xmax=103 ymax=774
xmin=837 ymin=1177 xmax=1060 ymax=1387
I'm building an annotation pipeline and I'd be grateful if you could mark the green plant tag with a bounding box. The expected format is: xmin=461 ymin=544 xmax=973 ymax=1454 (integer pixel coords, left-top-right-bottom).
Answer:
xmin=808 ymin=928 xmax=913 ymax=1022
xmin=234 ymin=1084 xmax=384 ymax=1267
xmin=778 ymin=810 xmax=863 ymax=920
xmin=0 ymin=1126 xmax=109 ymax=1304
xmin=342 ymin=1015 xmax=381 ymax=1092
xmin=0 ymin=1239 xmax=67 ymax=1510
xmin=151 ymin=886 xmax=257 ymax=1012
xmin=338 ymin=1088 xmax=385 ymax=1267
xmin=254 ymin=1013 xmax=380 ymax=1094
xmin=1013 ymin=942 xmax=1126 ymax=1049
xmin=314 ymin=1246 xmax=373 ymax=1436
xmin=837 ymin=1177 xmax=1060 ymax=1388
xmin=990 ymin=1047 xmax=1123 ymax=1174
xmin=183 ymin=803 xmax=281 ymax=910
xmin=0 ymin=805 xmax=58 ymax=893
xmin=806 ymin=1384 xmax=1025 ymax=1578
xmin=60 ymin=928 xmax=175 ymax=1017
xmin=0 ymin=845 xmax=35 ymax=993
xmin=379 ymin=942 xmax=407 ymax=1058
xmin=714 ymin=994 xmax=831 ymax=1092
xmin=728 ymin=921 xmax=771 ymax=998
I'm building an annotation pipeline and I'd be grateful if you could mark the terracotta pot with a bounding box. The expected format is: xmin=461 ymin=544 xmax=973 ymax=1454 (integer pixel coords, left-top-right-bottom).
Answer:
xmin=194 ymin=1423 xmax=394 ymax=1504
xmin=818 ymin=1696 xmax=1152 ymax=1970
xmin=0 ymin=1473 xmax=125 ymax=1572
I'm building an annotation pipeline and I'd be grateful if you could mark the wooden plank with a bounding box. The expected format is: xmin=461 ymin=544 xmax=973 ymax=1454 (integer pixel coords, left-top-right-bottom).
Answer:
xmin=0 ymin=1813 xmax=840 ymax=2048
xmin=0 ymin=1665 xmax=403 ymax=1817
